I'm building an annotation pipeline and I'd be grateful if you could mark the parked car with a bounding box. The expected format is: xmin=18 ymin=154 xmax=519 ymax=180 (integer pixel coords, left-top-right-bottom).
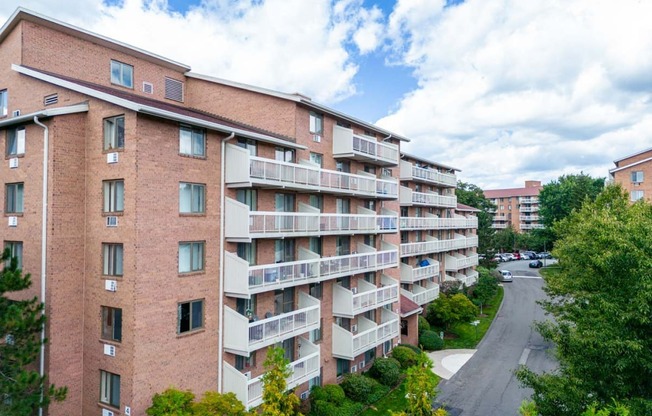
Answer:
xmin=503 ymin=253 xmax=516 ymax=261
xmin=493 ymin=254 xmax=504 ymax=262
xmin=529 ymin=260 xmax=543 ymax=268
xmin=512 ymin=252 xmax=521 ymax=260
xmin=499 ymin=270 xmax=513 ymax=282
xmin=538 ymin=252 xmax=553 ymax=259
xmin=523 ymin=251 xmax=538 ymax=259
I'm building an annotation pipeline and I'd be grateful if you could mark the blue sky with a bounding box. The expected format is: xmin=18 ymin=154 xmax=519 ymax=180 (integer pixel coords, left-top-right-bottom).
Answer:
xmin=1 ymin=0 xmax=651 ymax=189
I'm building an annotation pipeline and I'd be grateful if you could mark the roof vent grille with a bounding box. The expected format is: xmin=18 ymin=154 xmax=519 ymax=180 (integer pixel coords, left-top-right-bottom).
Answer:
xmin=143 ymin=82 xmax=153 ymax=94
xmin=44 ymin=94 xmax=58 ymax=106
xmin=165 ymin=77 xmax=184 ymax=102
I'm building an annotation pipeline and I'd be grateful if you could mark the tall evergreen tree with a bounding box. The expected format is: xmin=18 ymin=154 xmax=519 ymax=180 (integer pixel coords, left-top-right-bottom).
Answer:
xmin=0 ymin=248 xmax=67 ymax=415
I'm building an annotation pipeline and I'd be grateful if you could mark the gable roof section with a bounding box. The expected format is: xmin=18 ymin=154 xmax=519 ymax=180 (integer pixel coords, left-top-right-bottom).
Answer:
xmin=456 ymin=203 xmax=480 ymax=212
xmin=0 ymin=7 xmax=190 ymax=72
xmin=13 ymin=64 xmax=306 ymax=150
xmin=613 ymin=147 xmax=652 ymax=165
xmin=399 ymin=295 xmax=423 ymax=318
xmin=401 ymin=151 xmax=460 ymax=172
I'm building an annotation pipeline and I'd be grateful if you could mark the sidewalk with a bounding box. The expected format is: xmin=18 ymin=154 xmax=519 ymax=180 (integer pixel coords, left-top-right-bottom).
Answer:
xmin=427 ymin=349 xmax=476 ymax=380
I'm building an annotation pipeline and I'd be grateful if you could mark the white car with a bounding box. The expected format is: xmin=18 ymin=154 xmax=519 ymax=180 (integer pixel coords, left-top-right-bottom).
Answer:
xmin=499 ymin=270 xmax=513 ymax=282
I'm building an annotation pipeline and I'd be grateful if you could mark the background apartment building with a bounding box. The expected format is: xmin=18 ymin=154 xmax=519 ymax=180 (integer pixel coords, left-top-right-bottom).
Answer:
xmin=0 ymin=8 xmax=477 ymax=415
xmin=484 ymin=180 xmax=543 ymax=232
xmin=609 ymin=148 xmax=652 ymax=202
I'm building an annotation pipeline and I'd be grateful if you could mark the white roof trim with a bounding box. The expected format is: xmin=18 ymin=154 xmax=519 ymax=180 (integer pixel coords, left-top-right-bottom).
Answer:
xmin=609 ymin=155 xmax=652 ymax=174
xmin=613 ymin=147 xmax=652 ymax=164
xmin=0 ymin=103 xmax=89 ymax=128
xmin=13 ymin=64 xmax=306 ymax=150
xmin=186 ymin=72 xmax=301 ymax=102
xmin=401 ymin=151 xmax=460 ymax=172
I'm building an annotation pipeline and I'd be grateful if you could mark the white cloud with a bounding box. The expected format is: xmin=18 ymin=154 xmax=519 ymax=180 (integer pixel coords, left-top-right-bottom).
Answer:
xmin=379 ymin=0 xmax=652 ymax=189
xmin=0 ymin=0 xmax=382 ymax=103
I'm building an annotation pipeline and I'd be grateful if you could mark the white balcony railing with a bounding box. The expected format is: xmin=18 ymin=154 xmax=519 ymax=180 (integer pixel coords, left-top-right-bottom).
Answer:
xmin=225 ymin=199 xmax=398 ymax=241
xmin=400 ymin=258 xmax=440 ymax=283
xmin=399 ymin=160 xmax=457 ymax=187
xmin=519 ymin=206 xmax=539 ymax=213
xmin=224 ymin=292 xmax=320 ymax=355
xmin=492 ymin=223 xmax=508 ymax=229
xmin=400 ymin=280 xmax=439 ymax=306
xmin=520 ymin=223 xmax=545 ymax=230
xmin=493 ymin=214 xmax=507 ymax=221
xmin=519 ymin=197 xmax=539 ymax=203
xmin=445 ymin=253 xmax=479 ymax=271
xmin=225 ymin=144 xmax=398 ymax=198
xmin=400 ymin=235 xmax=471 ymax=257
xmin=333 ymin=125 xmax=399 ymax=166
xmin=332 ymin=274 xmax=399 ymax=318
xmin=225 ymin=244 xmax=399 ymax=297
xmin=223 ymin=337 xmax=320 ymax=409
xmin=399 ymin=186 xmax=457 ymax=208
xmin=446 ymin=271 xmax=478 ymax=286
xmin=519 ymin=215 xmax=540 ymax=221
xmin=399 ymin=215 xmax=477 ymax=230
xmin=332 ymin=309 xmax=400 ymax=360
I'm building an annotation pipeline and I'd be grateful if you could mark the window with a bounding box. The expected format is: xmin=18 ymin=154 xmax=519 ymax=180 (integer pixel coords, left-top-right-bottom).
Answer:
xmin=6 ymin=127 xmax=25 ymax=156
xmin=631 ymin=171 xmax=644 ymax=183
xmin=308 ymin=195 xmax=322 ymax=211
xmin=309 ymin=152 xmax=323 ymax=167
xmin=110 ymin=60 xmax=133 ymax=88
xmin=179 ymin=183 xmax=205 ymax=213
xmin=236 ymin=189 xmax=257 ymax=210
xmin=179 ymin=242 xmax=204 ymax=273
xmin=309 ymin=282 xmax=322 ymax=299
xmin=101 ymin=306 xmax=122 ymax=342
xmin=631 ymin=190 xmax=644 ymax=202
xmin=100 ymin=370 xmax=120 ymax=408
xmin=236 ymin=296 xmax=257 ymax=319
xmin=236 ymin=138 xmax=257 ymax=156
xmin=103 ymin=180 xmax=124 ymax=213
xmin=235 ymin=353 xmax=255 ymax=370
xmin=401 ymin=319 xmax=408 ymax=336
xmin=309 ymin=318 xmax=323 ymax=343
xmin=179 ymin=125 xmax=206 ymax=157
xmin=309 ymin=237 xmax=322 ymax=256
xmin=336 ymin=358 xmax=350 ymax=377
xmin=275 ymin=147 xmax=294 ymax=163
xmin=178 ymin=299 xmax=204 ymax=333
xmin=102 ymin=243 xmax=123 ymax=276
xmin=5 ymin=183 xmax=23 ymax=213
xmin=308 ymin=373 xmax=321 ymax=390
xmin=309 ymin=112 xmax=323 ymax=134
xmin=4 ymin=241 xmax=22 ymax=269
xmin=0 ymin=89 xmax=6 ymax=117
xmin=237 ymin=242 xmax=256 ymax=265
xmin=103 ymin=116 xmax=125 ymax=150
xmin=364 ymin=348 xmax=376 ymax=363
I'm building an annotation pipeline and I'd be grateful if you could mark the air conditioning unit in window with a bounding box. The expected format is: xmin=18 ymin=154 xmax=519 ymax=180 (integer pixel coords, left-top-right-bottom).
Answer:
xmin=351 ymin=365 xmax=357 ymax=373
xmin=103 ymin=344 xmax=116 ymax=357
xmin=359 ymin=360 xmax=365 ymax=369
xmin=12 ymin=109 xmax=20 ymax=117
xmin=243 ymin=371 xmax=251 ymax=380
xmin=9 ymin=158 xmax=18 ymax=169
xmin=351 ymin=287 xmax=358 ymax=294
xmin=102 ymin=409 xmax=115 ymax=416
xmin=107 ymin=152 xmax=119 ymax=164
xmin=105 ymin=280 xmax=117 ymax=292
xmin=300 ymin=391 xmax=310 ymax=400
xmin=124 ymin=407 xmax=131 ymax=416
xmin=8 ymin=216 xmax=17 ymax=227
xmin=312 ymin=134 xmax=321 ymax=143
xmin=106 ymin=216 xmax=118 ymax=227
xmin=351 ymin=324 xmax=358 ymax=333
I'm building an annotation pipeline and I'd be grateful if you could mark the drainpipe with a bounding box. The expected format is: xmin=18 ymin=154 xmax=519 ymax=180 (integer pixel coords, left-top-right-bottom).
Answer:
xmin=33 ymin=116 xmax=48 ymax=416
xmin=218 ymin=132 xmax=235 ymax=392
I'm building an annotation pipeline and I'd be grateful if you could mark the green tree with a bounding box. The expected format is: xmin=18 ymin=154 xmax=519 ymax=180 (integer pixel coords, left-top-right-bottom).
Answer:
xmin=538 ymin=173 xmax=604 ymax=230
xmin=491 ymin=225 xmax=518 ymax=252
xmin=193 ymin=391 xmax=250 ymax=416
xmin=261 ymin=347 xmax=302 ymax=416
xmin=0 ymin=248 xmax=67 ymax=415
xmin=426 ymin=293 xmax=478 ymax=331
xmin=516 ymin=186 xmax=652 ymax=416
xmin=456 ymin=181 xmax=496 ymax=254
xmin=467 ymin=267 xmax=498 ymax=314
xmin=392 ymin=353 xmax=446 ymax=416
xmin=146 ymin=388 xmax=195 ymax=416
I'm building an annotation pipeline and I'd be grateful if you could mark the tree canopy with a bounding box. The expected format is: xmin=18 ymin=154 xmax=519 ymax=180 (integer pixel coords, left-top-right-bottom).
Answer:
xmin=517 ymin=185 xmax=652 ymax=415
xmin=538 ymin=173 xmax=604 ymax=229
xmin=426 ymin=293 xmax=478 ymax=331
xmin=456 ymin=181 xmax=496 ymax=254
xmin=261 ymin=347 xmax=302 ymax=416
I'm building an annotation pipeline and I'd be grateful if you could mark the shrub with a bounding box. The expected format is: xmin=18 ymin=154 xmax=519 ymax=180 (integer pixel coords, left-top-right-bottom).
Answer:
xmin=310 ymin=384 xmax=345 ymax=406
xmin=368 ymin=357 xmax=401 ymax=386
xmin=146 ymin=388 xmax=194 ymax=416
xmin=340 ymin=374 xmax=387 ymax=404
xmin=418 ymin=316 xmax=430 ymax=334
xmin=398 ymin=343 xmax=422 ymax=354
xmin=420 ymin=330 xmax=444 ymax=351
xmin=391 ymin=345 xmax=419 ymax=369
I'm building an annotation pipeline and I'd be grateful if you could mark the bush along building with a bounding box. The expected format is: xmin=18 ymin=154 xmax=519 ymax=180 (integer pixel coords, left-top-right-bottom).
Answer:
xmin=0 ymin=8 xmax=478 ymax=415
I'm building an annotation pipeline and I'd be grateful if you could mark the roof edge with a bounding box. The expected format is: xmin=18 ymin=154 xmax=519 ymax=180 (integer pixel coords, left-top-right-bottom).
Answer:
xmin=401 ymin=151 xmax=460 ymax=171
xmin=609 ymin=155 xmax=652 ymax=174
xmin=0 ymin=102 xmax=89 ymax=128
xmin=613 ymin=147 xmax=652 ymax=164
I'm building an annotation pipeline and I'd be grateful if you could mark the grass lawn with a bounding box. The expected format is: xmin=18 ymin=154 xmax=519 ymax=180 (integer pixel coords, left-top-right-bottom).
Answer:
xmin=442 ymin=285 xmax=504 ymax=349
xmin=358 ymin=373 xmax=441 ymax=416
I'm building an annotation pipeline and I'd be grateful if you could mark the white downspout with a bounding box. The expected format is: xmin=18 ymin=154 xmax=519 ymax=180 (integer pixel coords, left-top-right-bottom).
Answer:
xmin=218 ymin=132 xmax=235 ymax=392
xmin=33 ymin=116 xmax=48 ymax=416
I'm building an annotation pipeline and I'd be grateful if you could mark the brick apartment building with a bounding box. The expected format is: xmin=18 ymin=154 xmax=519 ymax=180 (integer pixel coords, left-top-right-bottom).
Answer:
xmin=0 ymin=8 xmax=478 ymax=415
xmin=484 ymin=181 xmax=543 ymax=232
xmin=609 ymin=147 xmax=652 ymax=202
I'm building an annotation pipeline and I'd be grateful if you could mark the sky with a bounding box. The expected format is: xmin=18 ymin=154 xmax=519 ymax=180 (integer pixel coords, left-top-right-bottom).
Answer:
xmin=1 ymin=0 xmax=651 ymax=190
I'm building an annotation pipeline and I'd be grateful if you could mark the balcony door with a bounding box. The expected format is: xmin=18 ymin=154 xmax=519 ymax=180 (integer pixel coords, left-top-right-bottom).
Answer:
xmin=275 ymin=193 xmax=295 ymax=232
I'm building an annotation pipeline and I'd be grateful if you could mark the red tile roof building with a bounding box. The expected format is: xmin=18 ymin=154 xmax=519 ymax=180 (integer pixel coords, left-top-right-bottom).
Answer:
xmin=484 ymin=181 xmax=544 ymax=232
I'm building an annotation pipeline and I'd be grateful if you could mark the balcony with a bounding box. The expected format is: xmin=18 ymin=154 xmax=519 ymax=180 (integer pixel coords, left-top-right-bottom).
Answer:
xmin=225 ymin=199 xmax=398 ymax=241
xmin=223 ymin=337 xmax=320 ymax=409
xmin=465 ymin=235 xmax=479 ymax=248
xmin=445 ymin=271 xmax=478 ymax=286
xmin=400 ymin=235 xmax=470 ymax=257
xmin=519 ymin=215 xmax=539 ymax=221
xmin=492 ymin=223 xmax=508 ymax=229
xmin=493 ymin=214 xmax=507 ymax=221
xmin=224 ymin=242 xmax=399 ymax=297
xmin=399 ymin=186 xmax=457 ymax=208
xmin=400 ymin=215 xmax=478 ymax=230
xmin=332 ymin=125 xmax=399 ymax=166
xmin=400 ymin=280 xmax=439 ymax=306
xmin=445 ymin=253 xmax=479 ymax=271
xmin=225 ymin=144 xmax=398 ymax=199
xmin=399 ymin=160 xmax=456 ymax=187
xmin=520 ymin=223 xmax=545 ymax=230
xmin=332 ymin=308 xmax=400 ymax=360
xmin=400 ymin=258 xmax=440 ymax=283
xmin=332 ymin=274 xmax=399 ymax=318
xmin=519 ymin=197 xmax=539 ymax=203
xmin=519 ymin=206 xmax=539 ymax=213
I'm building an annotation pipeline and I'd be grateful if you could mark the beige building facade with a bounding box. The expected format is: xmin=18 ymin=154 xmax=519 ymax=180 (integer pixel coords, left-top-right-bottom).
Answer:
xmin=609 ymin=148 xmax=652 ymax=203
xmin=484 ymin=180 xmax=543 ymax=232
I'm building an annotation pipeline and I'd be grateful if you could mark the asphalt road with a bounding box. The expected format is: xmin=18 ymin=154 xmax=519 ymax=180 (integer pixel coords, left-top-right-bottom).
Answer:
xmin=435 ymin=260 xmax=558 ymax=416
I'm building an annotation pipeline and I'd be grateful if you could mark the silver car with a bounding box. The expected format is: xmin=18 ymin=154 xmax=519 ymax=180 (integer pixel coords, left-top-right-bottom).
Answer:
xmin=499 ymin=270 xmax=513 ymax=282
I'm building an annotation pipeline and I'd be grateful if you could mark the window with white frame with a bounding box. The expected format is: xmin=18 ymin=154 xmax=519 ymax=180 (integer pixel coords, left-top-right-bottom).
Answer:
xmin=101 ymin=306 xmax=122 ymax=342
xmin=179 ymin=125 xmax=206 ymax=157
xmin=110 ymin=60 xmax=133 ymax=88
xmin=178 ymin=299 xmax=203 ymax=333
xmin=103 ymin=116 xmax=125 ymax=150
xmin=631 ymin=190 xmax=644 ymax=202
xmin=631 ymin=171 xmax=644 ymax=183
xmin=235 ymin=352 xmax=255 ymax=370
xmin=309 ymin=152 xmax=323 ymax=167
xmin=236 ymin=138 xmax=257 ymax=156
xmin=179 ymin=241 xmax=204 ymax=273
xmin=0 ymin=89 xmax=6 ymax=117
xmin=6 ymin=126 xmax=25 ymax=156
xmin=4 ymin=241 xmax=23 ymax=269
xmin=100 ymin=370 xmax=120 ymax=408
xmin=179 ymin=183 xmax=205 ymax=213
xmin=103 ymin=180 xmax=124 ymax=213
xmin=102 ymin=243 xmax=123 ymax=276
xmin=5 ymin=183 xmax=23 ymax=213
xmin=309 ymin=111 xmax=323 ymax=134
